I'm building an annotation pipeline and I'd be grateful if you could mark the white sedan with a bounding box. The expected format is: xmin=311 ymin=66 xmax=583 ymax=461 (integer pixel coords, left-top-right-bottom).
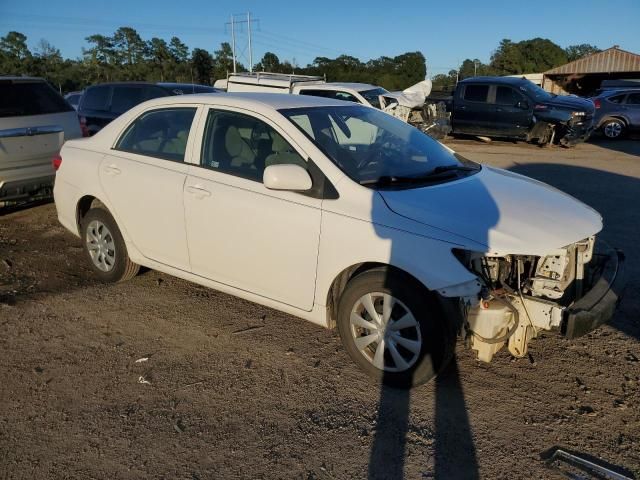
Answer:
xmin=54 ymin=93 xmax=623 ymax=387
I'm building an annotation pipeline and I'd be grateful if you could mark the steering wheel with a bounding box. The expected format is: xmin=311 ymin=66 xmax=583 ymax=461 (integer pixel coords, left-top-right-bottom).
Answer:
xmin=356 ymin=134 xmax=395 ymax=170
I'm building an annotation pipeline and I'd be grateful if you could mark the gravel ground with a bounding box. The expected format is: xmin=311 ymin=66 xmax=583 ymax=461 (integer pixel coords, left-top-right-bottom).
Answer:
xmin=1 ymin=138 xmax=639 ymax=480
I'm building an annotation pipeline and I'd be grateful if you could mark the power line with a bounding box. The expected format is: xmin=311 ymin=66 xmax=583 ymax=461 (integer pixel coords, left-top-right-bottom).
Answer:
xmin=1 ymin=12 xmax=225 ymax=35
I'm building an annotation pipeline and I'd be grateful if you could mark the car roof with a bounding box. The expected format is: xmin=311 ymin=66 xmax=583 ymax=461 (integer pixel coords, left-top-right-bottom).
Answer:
xmin=600 ymin=88 xmax=640 ymax=96
xmin=300 ymin=82 xmax=380 ymax=92
xmin=141 ymin=92 xmax=357 ymax=109
xmin=157 ymin=82 xmax=215 ymax=89
xmin=86 ymin=82 xmax=160 ymax=88
xmin=459 ymin=76 xmax=528 ymax=86
xmin=0 ymin=76 xmax=46 ymax=83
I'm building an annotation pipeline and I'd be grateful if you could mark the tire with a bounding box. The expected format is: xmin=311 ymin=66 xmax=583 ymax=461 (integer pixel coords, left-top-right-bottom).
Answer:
xmin=601 ymin=118 xmax=626 ymax=139
xmin=81 ymin=207 xmax=140 ymax=283
xmin=336 ymin=268 xmax=455 ymax=388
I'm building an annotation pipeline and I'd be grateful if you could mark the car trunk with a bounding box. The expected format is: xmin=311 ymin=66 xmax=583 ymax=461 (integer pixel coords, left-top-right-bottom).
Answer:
xmin=0 ymin=79 xmax=81 ymax=183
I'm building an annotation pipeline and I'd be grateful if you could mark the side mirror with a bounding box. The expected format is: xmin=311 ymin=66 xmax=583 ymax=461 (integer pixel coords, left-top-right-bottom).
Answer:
xmin=516 ymin=100 xmax=530 ymax=110
xmin=263 ymin=164 xmax=312 ymax=192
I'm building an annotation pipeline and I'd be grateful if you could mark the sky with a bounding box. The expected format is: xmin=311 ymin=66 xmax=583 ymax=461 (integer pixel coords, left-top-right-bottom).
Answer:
xmin=1 ymin=0 xmax=640 ymax=75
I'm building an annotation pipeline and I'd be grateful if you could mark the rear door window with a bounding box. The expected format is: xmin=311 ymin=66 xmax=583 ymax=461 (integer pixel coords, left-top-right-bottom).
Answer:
xmin=0 ymin=80 xmax=73 ymax=117
xmin=115 ymin=108 xmax=197 ymax=162
xmin=463 ymin=85 xmax=489 ymax=102
xmin=607 ymin=94 xmax=626 ymax=104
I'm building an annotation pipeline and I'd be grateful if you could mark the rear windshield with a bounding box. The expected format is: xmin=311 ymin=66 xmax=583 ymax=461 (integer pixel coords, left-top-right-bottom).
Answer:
xmin=0 ymin=80 xmax=73 ymax=117
xmin=81 ymin=86 xmax=110 ymax=111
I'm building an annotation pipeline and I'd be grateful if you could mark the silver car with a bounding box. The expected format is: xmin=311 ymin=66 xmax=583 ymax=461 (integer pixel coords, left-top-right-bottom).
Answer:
xmin=0 ymin=77 xmax=84 ymax=204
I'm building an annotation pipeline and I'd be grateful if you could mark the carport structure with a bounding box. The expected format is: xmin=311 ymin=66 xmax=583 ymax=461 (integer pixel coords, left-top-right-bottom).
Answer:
xmin=542 ymin=46 xmax=640 ymax=96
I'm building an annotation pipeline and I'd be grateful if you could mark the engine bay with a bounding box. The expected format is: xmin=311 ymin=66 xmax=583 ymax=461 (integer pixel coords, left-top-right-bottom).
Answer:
xmin=460 ymin=237 xmax=597 ymax=361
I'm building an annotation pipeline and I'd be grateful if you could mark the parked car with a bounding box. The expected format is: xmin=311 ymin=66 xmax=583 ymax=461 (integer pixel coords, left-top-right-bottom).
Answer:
xmin=591 ymin=89 xmax=640 ymax=139
xmin=0 ymin=76 xmax=84 ymax=204
xmin=450 ymin=77 xmax=595 ymax=146
xmin=64 ymin=90 xmax=83 ymax=111
xmin=54 ymin=93 xmax=624 ymax=387
xmin=77 ymin=82 xmax=217 ymax=135
xmin=215 ymin=72 xmax=449 ymax=137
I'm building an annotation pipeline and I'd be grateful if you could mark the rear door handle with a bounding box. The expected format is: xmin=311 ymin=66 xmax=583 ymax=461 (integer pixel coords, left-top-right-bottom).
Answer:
xmin=103 ymin=164 xmax=121 ymax=175
xmin=186 ymin=185 xmax=212 ymax=198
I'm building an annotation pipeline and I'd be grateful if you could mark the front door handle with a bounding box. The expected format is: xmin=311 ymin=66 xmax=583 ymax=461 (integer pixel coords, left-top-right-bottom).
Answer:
xmin=103 ymin=164 xmax=121 ymax=175
xmin=186 ymin=185 xmax=212 ymax=198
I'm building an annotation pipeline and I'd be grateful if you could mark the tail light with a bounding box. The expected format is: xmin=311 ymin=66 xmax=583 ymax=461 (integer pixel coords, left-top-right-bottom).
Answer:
xmin=593 ymin=98 xmax=601 ymax=109
xmin=79 ymin=116 xmax=90 ymax=137
xmin=52 ymin=153 xmax=62 ymax=171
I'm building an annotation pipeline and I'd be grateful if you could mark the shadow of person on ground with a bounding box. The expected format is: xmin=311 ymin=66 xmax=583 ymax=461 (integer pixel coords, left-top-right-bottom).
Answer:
xmin=368 ymin=358 xmax=479 ymax=480
xmin=365 ymin=125 xmax=498 ymax=478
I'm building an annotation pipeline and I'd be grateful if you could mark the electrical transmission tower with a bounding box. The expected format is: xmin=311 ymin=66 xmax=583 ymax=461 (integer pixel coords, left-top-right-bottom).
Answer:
xmin=225 ymin=12 xmax=259 ymax=73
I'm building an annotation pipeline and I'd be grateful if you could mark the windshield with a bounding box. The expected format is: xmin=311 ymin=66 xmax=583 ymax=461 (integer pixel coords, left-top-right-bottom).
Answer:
xmin=280 ymin=105 xmax=479 ymax=188
xmin=519 ymin=80 xmax=554 ymax=101
xmin=360 ymin=87 xmax=389 ymax=109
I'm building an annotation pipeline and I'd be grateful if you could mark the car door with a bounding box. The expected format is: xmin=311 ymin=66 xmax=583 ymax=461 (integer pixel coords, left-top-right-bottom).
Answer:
xmin=184 ymin=107 xmax=322 ymax=310
xmin=453 ymin=84 xmax=494 ymax=134
xmin=492 ymin=85 xmax=532 ymax=137
xmin=624 ymin=92 xmax=640 ymax=130
xmin=99 ymin=105 xmax=200 ymax=271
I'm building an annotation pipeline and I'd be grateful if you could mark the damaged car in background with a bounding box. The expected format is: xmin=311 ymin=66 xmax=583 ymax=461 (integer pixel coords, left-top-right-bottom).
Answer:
xmin=448 ymin=76 xmax=596 ymax=146
xmin=54 ymin=93 xmax=624 ymax=388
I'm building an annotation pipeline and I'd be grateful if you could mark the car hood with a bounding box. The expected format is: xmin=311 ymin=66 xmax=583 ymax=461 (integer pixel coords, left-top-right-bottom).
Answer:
xmin=379 ymin=166 xmax=602 ymax=256
xmin=544 ymin=95 xmax=595 ymax=113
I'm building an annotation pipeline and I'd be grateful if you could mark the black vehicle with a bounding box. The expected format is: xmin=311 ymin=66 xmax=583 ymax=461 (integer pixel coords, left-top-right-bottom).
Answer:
xmin=591 ymin=89 xmax=640 ymax=139
xmin=78 ymin=82 xmax=217 ymax=135
xmin=450 ymin=77 xmax=595 ymax=146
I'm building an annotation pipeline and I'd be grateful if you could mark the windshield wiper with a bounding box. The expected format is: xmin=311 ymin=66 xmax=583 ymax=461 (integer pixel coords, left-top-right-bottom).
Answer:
xmin=360 ymin=164 xmax=480 ymax=187
xmin=430 ymin=164 xmax=479 ymax=174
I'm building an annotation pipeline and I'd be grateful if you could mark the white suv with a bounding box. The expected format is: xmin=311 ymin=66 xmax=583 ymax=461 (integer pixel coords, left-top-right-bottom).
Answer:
xmin=0 ymin=77 xmax=83 ymax=204
xmin=54 ymin=93 xmax=623 ymax=387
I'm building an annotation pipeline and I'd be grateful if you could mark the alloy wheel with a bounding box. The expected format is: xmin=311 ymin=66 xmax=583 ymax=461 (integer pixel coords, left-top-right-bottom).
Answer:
xmin=604 ymin=121 xmax=623 ymax=138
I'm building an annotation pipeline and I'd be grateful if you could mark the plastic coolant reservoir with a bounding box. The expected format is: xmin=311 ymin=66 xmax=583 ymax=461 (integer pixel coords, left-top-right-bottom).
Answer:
xmin=467 ymin=302 xmax=514 ymax=362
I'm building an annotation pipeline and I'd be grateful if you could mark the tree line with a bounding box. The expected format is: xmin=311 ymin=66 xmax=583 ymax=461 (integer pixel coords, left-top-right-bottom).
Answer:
xmin=0 ymin=28 xmax=425 ymax=93
xmin=431 ymin=38 xmax=600 ymax=93
xmin=0 ymin=28 xmax=599 ymax=94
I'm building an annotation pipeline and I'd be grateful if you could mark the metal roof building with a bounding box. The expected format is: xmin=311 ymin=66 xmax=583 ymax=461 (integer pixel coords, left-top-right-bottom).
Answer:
xmin=542 ymin=46 xmax=640 ymax=95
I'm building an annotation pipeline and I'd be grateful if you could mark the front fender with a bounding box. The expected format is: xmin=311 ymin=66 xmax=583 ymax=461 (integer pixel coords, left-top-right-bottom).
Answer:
xmin=315 ymin=209 xmax=480 ymax=307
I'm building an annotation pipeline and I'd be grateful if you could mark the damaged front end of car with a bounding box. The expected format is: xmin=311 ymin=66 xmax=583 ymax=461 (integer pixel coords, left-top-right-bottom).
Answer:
xmin=527 ymin=108 xmax=595 ymax=147
xmin=454 ymin=237 xmax=625 ymax=362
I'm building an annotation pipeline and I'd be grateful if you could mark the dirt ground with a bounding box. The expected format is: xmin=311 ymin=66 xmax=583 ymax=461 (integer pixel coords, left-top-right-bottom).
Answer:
xmin=1 ymin=138 xmax=639 ymax=480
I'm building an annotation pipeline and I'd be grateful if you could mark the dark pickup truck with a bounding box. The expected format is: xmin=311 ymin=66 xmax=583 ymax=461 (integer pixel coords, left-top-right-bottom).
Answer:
xmin=449 ymin=77 xmax=595 ymax=146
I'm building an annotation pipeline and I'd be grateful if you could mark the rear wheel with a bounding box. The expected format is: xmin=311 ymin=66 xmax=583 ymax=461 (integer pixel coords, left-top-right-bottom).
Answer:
xmin=81 ymin=208 xmax=139 ymax=283
xmin=601 ymin=118 xmax=625 ymax=139
xmin=337 ymin=269 xmax=455 ymax=388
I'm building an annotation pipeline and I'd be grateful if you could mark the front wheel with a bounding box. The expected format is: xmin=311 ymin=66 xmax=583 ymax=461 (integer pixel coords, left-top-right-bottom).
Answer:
xmin=81 ymin=207 xmax=140 ymax=283
xmin=337 ymin=269 xmax=455 ymax=388
xmin=601 ymin=119 xmax=625 ymax=139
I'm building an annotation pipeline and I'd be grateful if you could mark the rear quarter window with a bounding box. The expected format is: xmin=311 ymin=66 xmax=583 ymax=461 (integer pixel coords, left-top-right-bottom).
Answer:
xmin=0 ymin=80 xmax=73 ymax=117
